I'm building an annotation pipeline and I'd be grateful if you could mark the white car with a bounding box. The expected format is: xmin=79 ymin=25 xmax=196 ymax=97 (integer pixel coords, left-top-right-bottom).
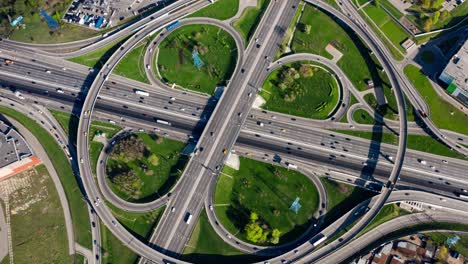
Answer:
xmin=419 ymin=159 xmax=427 ymax=165
xmin=209 ymin=204 xmax=214 ymax=211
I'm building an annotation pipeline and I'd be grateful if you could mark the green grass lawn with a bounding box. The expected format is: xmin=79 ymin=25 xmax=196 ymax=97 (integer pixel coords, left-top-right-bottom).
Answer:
xmin=0 ymin=106 xmax=91 ymax=248
xmin=50 ymin=110 xmax=122 ymax=145
xmin=68 ymin=37 xmax=127 ymax=69
xmin=182 ymin=210 xmax=264 ymax=264
xmin=353 ymin=109 xmax=376 ymax=124
xmin=334 ymin=129 xmax=467 ymax=160
xmin=320 ymin=178 xmax=375 ymax=226
xmin=233 ymin=0 xmax=270 ymax=42
xmin=404 ymin=65 xmax=468 ymax=135
xmin=360 ymin=204 xmax=410 ymax=235
xmin=90 ymin=141 xmax=104 ymax=175
xmin=100 ymin=222 xmax=138 ymax=264
xmin=157 ymin=24 xmax=237 ymax=95
xmin=214 ymin=158 xmax=319 ymax=245
xmin=107 ymin=133 xmax=188 ymax=202
xmin=114 ymin=41 xmax=150 ymax=83
xmin=362 ymin=4 xmax=409 ymax=53
xmin=188 ymin=0 xmax=239 ymax=20
xmin=107 ymin=203 xmax=165 ymax=241
xmin=381 ymin=0 xmax=404 ymax=19
xmin=6 ymin=165 xmax=72 ymax=264
xmin=292 ymin=5 xmax=385 ymax=92
xmin=260 ymin=62 xmax=339 ymax=119
xmin=8 ymin=2 xmax=104 ymax=44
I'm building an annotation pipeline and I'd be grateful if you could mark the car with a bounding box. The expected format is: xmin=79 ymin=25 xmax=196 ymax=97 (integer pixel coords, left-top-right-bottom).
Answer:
xmin=171 ymin=207 xmax=175 ymax=213
xmin=209 ymin=204 xmax=213 ymax=211
xmin=92 ymin=222 xmax=96 ymax=228
xmin=112 ymin=220 xmax=117 ymax=226
xmin=45 ymin=70 xmax=51 ymax=74
xmin=419 ymin=159 xmax=427 ymax=165
xmin=215 ymin=165 xmax=220 ymax=171
xmin=442 ymin=160 xmax=448 ymax=164
xmin=223 ymin=149 xmax=228 ymax=155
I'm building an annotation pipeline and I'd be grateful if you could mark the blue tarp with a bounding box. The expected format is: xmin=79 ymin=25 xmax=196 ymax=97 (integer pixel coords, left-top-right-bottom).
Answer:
xmin=95 ymin=16 xmax=104 ymax=28
xmin=40 ymin=9 xmax=59 ymax=30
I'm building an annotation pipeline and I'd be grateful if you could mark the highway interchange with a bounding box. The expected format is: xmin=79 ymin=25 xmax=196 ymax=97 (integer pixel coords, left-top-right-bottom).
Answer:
xmin=1 ymin=0 xmax=468 ymax=263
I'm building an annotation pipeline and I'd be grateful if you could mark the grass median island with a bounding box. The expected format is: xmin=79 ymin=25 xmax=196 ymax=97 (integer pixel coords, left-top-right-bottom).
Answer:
xmin=360 ymin=204 xmax=410 ymax=235
xmin=114 ymin=41 xmax=150 ymax=83
xmin=100 ymin=222 xmax=137 ymax=264
xmin=214 ymin=158 xmax=319 ymax=245
xmin=233 ymin=0 xmax=270 ymax=42
xmin=260 ymin=62 xmax=339 ymax=119
xmin=333 ymin=129 xmax=467 ymax=160
xmin=0 ymin=106 xmax=92 ymax=248
xmin=404 ymin=65 xmax=468 ymax=136
xmin=353 ymin=109 xmax=376 ymax=125
xmin=50 ymin=110 xmax=122 ymax=144
xmin=321 ymin=178 xmax=375 ymax=226
xmin=157 ymin=24 xmax=237 ymax=95
xmin=188 ymin=0 xmax=239 ymax=20
xmin=106 ymin=133 xmax=188 ymax=202
xmin=68 ymin=37 xmax=128 ymax=69
xmin=107 ymin=203 xmax=165 ymax=241
xmin=4 ymin=165 xmax=72 ymax=264
xmin=182 ymin=210 xmax=264 ymax=264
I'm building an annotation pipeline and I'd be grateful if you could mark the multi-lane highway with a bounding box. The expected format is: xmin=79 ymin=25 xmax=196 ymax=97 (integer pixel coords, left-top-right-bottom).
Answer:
xmin=1 ymin=0 xmax=467 ymax=263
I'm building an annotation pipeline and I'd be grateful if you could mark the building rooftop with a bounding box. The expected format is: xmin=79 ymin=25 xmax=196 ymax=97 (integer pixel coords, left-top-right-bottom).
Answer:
xmin=0 ymin=121 xmax=33 ymax=168
xmin=441 ymin=39 xmax=468 ymax=92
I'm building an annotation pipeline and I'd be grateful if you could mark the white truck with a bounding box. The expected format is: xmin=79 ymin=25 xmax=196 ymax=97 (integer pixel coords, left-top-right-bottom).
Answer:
xmin=134 ymin=89 xmax=149 ymax=96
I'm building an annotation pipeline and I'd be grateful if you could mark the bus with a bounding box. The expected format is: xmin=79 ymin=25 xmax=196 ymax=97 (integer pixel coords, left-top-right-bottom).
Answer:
xmin=166 ymin=21 xmax=180 ymax=31
xmin=134 ymin=89 xmax=149 ymax=96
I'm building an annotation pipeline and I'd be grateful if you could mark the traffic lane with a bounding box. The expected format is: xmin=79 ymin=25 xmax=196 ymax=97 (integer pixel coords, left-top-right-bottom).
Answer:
xmin=165 ymin=0 xmax=300 ymax=252
xmin=152 ymin=0 xmax=295 ymax=252
xmin=243 ymin=117 xmax=468 ymax=177
xmin=235 ymin=139 xmax=466 ymax=197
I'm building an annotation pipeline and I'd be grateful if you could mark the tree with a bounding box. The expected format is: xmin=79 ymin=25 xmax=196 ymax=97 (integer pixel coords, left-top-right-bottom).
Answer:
xmin=245 ymin=222 xmax=263 ymax=243
xmin=273 ymin=209 xmax=280 ymax=217
xmin=420 ymin=0 xmax=431 ymax=9
xmin=431 ymin=0 xmax=444 ymax=9
xmin=270 ymin=229 xmax=281 ymax=244
xmin=374 ymin=0 xmax=380 ymax=8
xmin=440 ymin=10 xmax=449 ymax=21
xmin=432 ymin=11 xmax=440 ymax=25
xmin=250 ymin=212 xmax=259 ymax=222
xmin=148 ymin=154 xmax=159 ymax=166
xmin=299 ymin=64 xmax=314 ymax=78
xmin=423 ymin=17 xmax=433 ymax=31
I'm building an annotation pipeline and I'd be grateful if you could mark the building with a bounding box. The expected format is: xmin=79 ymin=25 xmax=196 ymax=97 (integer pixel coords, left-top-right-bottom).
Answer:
xmin=0 ymin=121 xmax=40 ymax=181
xmin=439 ymin=40 xmax=468 ymax=106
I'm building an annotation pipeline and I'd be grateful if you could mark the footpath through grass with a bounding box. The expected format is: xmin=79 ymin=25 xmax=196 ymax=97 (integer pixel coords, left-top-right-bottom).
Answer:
xmin=182 ymin=210 xmax=264 ymax=264
xmin=0 ymin=106 xmax=92 ymax=248
xmin=214 ymin=158 xmax=319 ymax=245
xmin=106 ymin=133 xmax=188 ymax=202
xmin=188 ymin=0 xmax=239 ymax=20
xmin=233 ymin=0 xmax=270 ymax=43
xmin=5 ymin=165 xmax=74 ymax=264
xmin=334 ymin=129 xmax=467 ymax=160
xmin=260 ymin=62 xmax=339 ymax=119
xmin=157 ymin=24 xmax=237 ymax=95
xmin=404 ymin=65 xmax=468 ymax=135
